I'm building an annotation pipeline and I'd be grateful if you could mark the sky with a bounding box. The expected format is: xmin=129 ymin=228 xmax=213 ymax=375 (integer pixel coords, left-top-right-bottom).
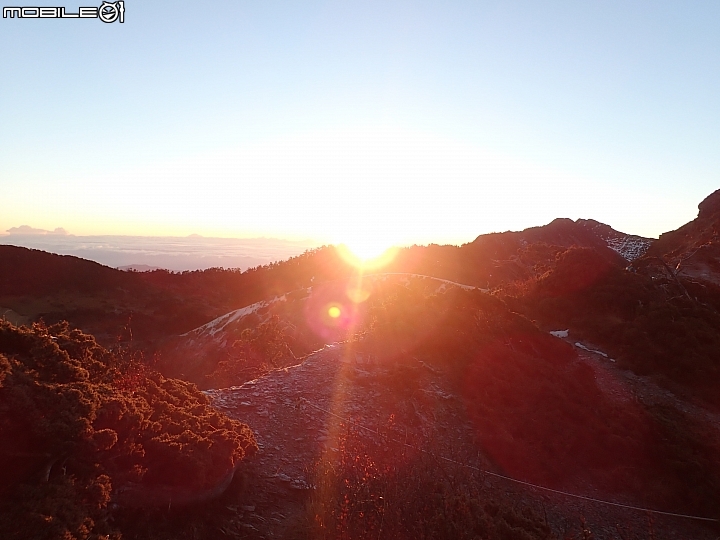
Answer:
xmin=1 ymin=1 xmax=719 ymax=256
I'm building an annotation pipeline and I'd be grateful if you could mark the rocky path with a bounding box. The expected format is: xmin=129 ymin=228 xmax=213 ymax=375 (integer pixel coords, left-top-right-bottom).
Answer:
xmin=205 ymin=343 xmax=485 ymax=537
xmin=561 ymin=339 xmax=720 ymax=539
xmin=206 ymin=341 xmax=720 ymax=539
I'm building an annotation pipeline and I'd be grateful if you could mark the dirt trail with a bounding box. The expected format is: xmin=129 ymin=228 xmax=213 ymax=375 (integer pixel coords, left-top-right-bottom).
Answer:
xmin=575 ymin=342 xmax=720 ymax=435
xmin=206 ymin=342 xmax=720 ymax=539
xmin=206 ymin=343 xmax=483 ymax=537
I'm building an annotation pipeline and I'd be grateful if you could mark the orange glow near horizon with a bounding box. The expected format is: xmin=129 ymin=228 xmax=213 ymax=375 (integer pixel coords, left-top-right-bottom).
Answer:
xmin=336 ymin=242 xmax=399 ymax=271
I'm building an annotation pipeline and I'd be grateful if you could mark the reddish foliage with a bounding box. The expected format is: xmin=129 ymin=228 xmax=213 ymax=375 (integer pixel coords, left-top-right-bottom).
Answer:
xmin=0 ymin=321 xmax=256 ymax=539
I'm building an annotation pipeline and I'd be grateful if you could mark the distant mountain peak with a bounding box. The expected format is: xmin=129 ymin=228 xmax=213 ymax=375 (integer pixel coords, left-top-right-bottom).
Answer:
xmin=6 ymin=225 xmax=69 ymax=236
xmin=471 ymin=217 xmax=651 ymax=263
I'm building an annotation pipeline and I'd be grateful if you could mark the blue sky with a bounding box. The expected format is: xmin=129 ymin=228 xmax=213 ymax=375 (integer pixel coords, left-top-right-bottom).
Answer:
xmin=1 ymin=1 xmax=719 ymax=252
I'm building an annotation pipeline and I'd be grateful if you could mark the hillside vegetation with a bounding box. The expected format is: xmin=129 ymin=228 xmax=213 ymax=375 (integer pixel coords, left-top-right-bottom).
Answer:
xmin=0 ymin=320 xmax=256 ymax=540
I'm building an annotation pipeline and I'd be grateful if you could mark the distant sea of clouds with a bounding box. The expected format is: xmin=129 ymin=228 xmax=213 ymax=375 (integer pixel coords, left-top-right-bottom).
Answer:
xmin=1 ymin=226 xmax=320 ymax=272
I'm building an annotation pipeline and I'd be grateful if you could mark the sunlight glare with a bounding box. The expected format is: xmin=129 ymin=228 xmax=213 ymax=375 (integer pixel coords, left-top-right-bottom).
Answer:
xmin=346 ymin=285 xmax=371 ymax=303
xmin=328 ymin=306 xmax=341 ymax=318
xmin=336 ymin=242 xmax=399 ymax=271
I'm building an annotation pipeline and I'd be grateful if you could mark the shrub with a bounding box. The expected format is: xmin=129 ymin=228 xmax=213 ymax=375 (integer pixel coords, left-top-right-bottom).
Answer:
xmin=0 ymin=320 xmax=256 ymax=539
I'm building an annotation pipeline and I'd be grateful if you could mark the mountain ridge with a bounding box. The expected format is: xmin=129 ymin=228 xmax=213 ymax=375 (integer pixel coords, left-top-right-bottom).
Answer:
xmin=3 ymin=191 xmax=720 ymax=539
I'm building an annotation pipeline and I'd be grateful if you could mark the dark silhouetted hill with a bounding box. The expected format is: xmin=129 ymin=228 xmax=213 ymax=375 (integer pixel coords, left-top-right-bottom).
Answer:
xmin=0 ymin=245 xmax=131 ymax=297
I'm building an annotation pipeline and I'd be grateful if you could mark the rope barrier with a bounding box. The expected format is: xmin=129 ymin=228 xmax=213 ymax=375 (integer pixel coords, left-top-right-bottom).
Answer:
xmin=299 ymin=398 xmax=719 ymax=523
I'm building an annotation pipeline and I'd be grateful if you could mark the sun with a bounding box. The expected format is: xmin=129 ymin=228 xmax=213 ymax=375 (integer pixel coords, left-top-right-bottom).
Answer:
xmin=345 ymin=238 xmax=391 ymax=260
xmin=336 ymin=239 xmax=399 ymax=271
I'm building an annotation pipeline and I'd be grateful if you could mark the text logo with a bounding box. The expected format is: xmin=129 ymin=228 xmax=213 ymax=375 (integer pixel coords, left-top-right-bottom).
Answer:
xmin=3 ymin=2 xmax=124 ymax=22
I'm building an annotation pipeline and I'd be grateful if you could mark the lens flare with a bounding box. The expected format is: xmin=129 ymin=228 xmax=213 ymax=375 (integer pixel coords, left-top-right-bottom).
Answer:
xmin=346 ymin=285 xmax=371 ymax=303
xmin=305 ymin=283 xmax=369 ymax=342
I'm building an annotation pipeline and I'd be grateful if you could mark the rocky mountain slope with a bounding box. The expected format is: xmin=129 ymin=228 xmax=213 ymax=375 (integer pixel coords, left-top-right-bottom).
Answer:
xmin=151 ymin=193 xmax=720 ymax=539
xmin=639 ymin=188 xmax=720 ymax=286
xmin=158 ymin=217 xmax=654 ymax=389
xmin=4 ymin=192 xmax=720 ymax=539
xmin=202 ymin=293 xmax=719 ymax=539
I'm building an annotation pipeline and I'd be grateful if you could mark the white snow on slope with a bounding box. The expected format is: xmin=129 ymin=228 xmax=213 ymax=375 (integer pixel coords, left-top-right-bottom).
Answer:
xmin=184 ymin=300 xmax=268 ymax=338
xmin=574 ymin=342 xmax=615 ymax=362
xmin=604 ymin=236 xmax=652 ymax=261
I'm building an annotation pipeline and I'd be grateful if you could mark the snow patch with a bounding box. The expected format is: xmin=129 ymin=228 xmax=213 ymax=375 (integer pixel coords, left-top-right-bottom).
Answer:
xmin=550 ymin=330 xmax=569 ymax=338
xmin=185 ymin=300 xmax=266 ymax=338
xmin=574 ymin=342 xmax=614 ymax=361
xmin=604 ymin=236 xmax=652 ymax=261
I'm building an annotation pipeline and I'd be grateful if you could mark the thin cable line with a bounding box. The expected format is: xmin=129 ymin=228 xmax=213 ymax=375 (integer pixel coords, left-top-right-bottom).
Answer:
xmin=300 ymin=398 xmax=719 ymax=523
